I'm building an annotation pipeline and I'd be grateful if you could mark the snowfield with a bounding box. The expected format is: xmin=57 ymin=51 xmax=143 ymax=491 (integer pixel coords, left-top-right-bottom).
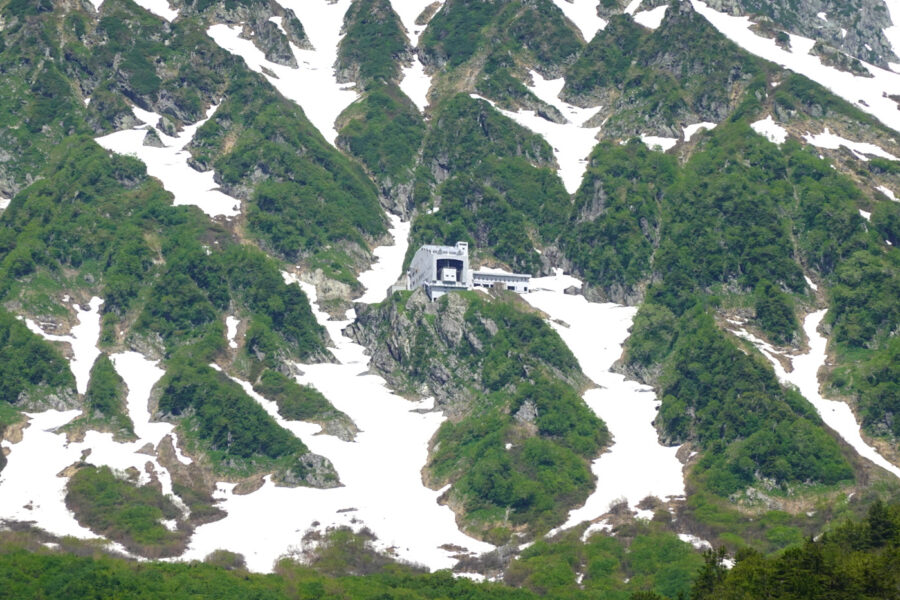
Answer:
xmin=524 ymin=271 xmax=685 ymax=530
xmin=2 ymin=304 xmax=192 ymax=549
xmin=208 ymin=0 xmax=359 ymax=146
xmin=184 ymin=217 xmax=496 ymax=572
xmin=95 ymin=105 xmax=241 ymax=219
xmin=550 ymin=0 xmax=607 ymax=42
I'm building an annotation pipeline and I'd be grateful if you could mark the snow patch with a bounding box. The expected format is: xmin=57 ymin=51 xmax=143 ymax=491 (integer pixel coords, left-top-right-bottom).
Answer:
xmin=803 ymin=128 xmax=899 ymax=161
xmin=624 ymin=0 xmax=643 ymax=15
xmin=640 ymin=135 xmax=678 ymax=151
xmin=208 ymin=0 xmax=358 ymax=146
xmin=355 ymin=214 xmax=411 ymax=304
xmin=132 ymin=0 xmax=178 ymax=21
xmin=678 ymin=533 xmax=713 ymax=550
xmin=0 ymin=197 xmax=10 ymax=211
xmin=816 ymin=11 xmax=827 ymax=22
xmin=804 ymin=275 xmax=818 ymax=291
xmin=860 ymin=209 xmax=872 ymax=221
xmin=683 ymin=122 xmax=716 ymax=141
xmin=751 ymin=115 xmax=788 ymax=144
xmin=95 ymin=105 xmax=241 ymax=218
xmin=692 ymin=0 xmax=900 ymax=134
xmin=226 ymin=316 xmax=240 ymax=349
xmin=26 ymin=297 xmax=103 ymax=395
xmin=400 ymin=56 xmax=431 ymax=112
xmin=877 ymin=185 xmax=898 ymax=201
xmin=633 ymin=5 xmax=668 ymax=30
xmin=550 ymin=0 xmax=607 ymax=42
xmin=581 ymin=519 xmax=612 ymax=542
xmin=387 ymin=0 xmax=445 ymax=46
xmin=268 ymin=16 xmax=287 ymax=36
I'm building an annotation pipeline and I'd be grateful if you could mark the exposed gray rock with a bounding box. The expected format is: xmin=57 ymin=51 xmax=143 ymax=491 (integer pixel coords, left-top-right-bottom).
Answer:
xmin=277 ymin=452 xmax=341 ymax=488
xmin=704 ymin=0 xmax=897 ymax=68
xmin=347 ymin=289 xmax=480 ymax=416
xmin=173 ymin=0 xmax=311 ymax=58
xmin=16 ymin=384 xmax=80 ymax=412
xmin=143 ymin=128 xmax=166 ymax=148
xmin=240 ymin=19 xmax=297 ymax=68
xmin=514 ymin=399 xmax=538 ymax=424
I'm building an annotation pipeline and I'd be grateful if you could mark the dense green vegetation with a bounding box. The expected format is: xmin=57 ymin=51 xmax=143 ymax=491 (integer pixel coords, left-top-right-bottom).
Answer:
xmin=561 ymin=140 xmax=676 ymax=299
xmin=252 ymin=369 xmax=348 ymax=425
xmin=560 ymin=5 xmax=769 ymax=138
xmin=0 ymin=308 xmax=75 ymax=408
xmin=506 ymin=523 xmax=704 ymax=599
xmin=191 ymin=72 xmax=386 ymax=284
xmin=693 ymin=500 xmax=900 ymax=599
xmin=654 ymin=310 xmax=852 ymax=496
xmin=0 ymin=545 xmax=536 ymax=600
xmin=562 ymin=15 xmax=646 ymax=104
xmin=420 ymin=0 xmax=582 ymax=72
xmin=550 ymin=112 xmax=897 ymax=499
xmin=65 ymin=466 xmax=186 ymax=557
xmin=338 ymin=83 xmax=425 ymax=186
xmin=156 ymin=361 xmax=330 ymax=483
xmin=337 ymin=0 xmax=408 ymax=86
xmin=409 ymin=95 xmax=569 ymax=273
xmin=66 ymin=354 xmax=134 ymax=440
xmin=3 ymin=501 xmax=900 ymax=598
xmin=0 ymin=134 xmax=326 ymax=365
xmin=0 ymin=0 xmax=386 ymax=290
xmin=1 ymin=0 xmax=900 ymax=595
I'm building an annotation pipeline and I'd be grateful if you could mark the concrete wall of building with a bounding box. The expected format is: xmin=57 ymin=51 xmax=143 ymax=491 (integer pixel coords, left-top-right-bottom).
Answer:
xmin=471 ymin=271 xmax=530 ymax=293
xmin=407 ymin=242 xmax=470 ymax=292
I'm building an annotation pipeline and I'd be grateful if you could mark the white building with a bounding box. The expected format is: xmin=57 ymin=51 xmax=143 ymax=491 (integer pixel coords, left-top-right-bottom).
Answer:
xmin=407 ymin=242 xmax=531 ymax=300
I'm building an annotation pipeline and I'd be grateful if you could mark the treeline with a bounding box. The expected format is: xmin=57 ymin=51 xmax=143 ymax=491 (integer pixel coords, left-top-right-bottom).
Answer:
xmin=692 ymin=501 xmax=900 ymax=599
xmin=3 ymin=500 xmax=897 ymax=599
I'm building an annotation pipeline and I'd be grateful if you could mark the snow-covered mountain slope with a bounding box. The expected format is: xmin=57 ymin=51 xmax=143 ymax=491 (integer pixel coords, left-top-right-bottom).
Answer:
xmin=2 ymin=0 xmax=900 ymax=591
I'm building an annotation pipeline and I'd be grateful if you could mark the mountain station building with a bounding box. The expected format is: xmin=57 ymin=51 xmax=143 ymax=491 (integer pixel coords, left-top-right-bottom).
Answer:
xmin=407 ymin=242 xmax=531 ymax=300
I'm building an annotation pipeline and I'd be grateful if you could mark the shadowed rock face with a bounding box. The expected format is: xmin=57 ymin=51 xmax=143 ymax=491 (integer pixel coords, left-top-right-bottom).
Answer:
xmin=703 ymin=0 xmax=897 ymax=68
